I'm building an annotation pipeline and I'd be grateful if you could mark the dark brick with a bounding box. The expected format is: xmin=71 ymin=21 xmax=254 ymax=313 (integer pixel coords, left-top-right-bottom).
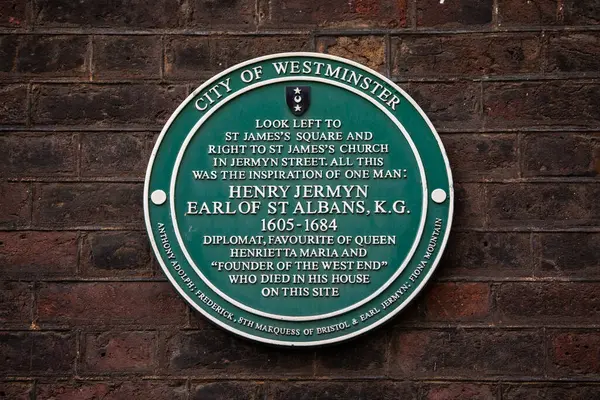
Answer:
xmin=0 ymin=35 xmax=88 ymax=76
xmin=191 ymin=382 xmax=264 ymax=400
xmin=260 ymin=0 xmax=406 ymax=28
xmin=270 ymin=381 xmax=418 ymax=400
xmin=317 ymin=36 xmax=385 ymax=72
xmin=0 ymin=1 xmax=27 ymax=27
xmin=33 ymin=183 xmax=143 ymax=228
xmin=80 ymin=132 xmax=150 ymax=178
xmin=34 ymin=0 xmax=187 ymax=28
xmin=94 ymin=36 xmax=161 ymax=79
xmin=81 ymin=232 xmax=151 ymax=278
xmin=36 ymin=380 xmax=187 ymax=400
xmin=0 ymin=36 xmax=17 ymax=72
xmin=211 ymin=36 xmax=311 ymax=71
xmin=535 ymin=233 xmax=600 ymax=278
xmin=166 ymin=36 xmax=311 ymax=79
xmin=0 ymin=232 xmax=77 ymax=279
xmin=441 ymin=232 xmax=532 ymax=278
xmin=487 ymin=183 xmax=600 ymax=228
xmin=37 ymin=282 xmax=187 ymax=326
xmin=191 ymin=0 xmax=255 ymax=29
xmin=417 ymin=0 xmax=493 ymax=27
xmin=496 ymin=283 xmax=600 ymax=323
xmin=422 ymin=383 xmax=498 ymax=400
xmin=421 ymin=283 xmax=491 ymax=321
xmin=82 ymin=331 xmax=157 ymax=373
xmin=522 ymin=133 xmax=598 ymax=177
xmin=390 ymin=329 xmax=544 ymax=377
xmin=0 ymin=183 xmax=30 ymax=229
xmin=31 ymin=84 xmax=186 ymax=127
xmin=0 ymin=85 xmax=26 ymax=125
xmin=164 ymin=329 xmax=313 ymax=376
xmin=442 ymin=134 xmax=518 ymax=180
xmin=407 ymin=82 xmax=482 ymax=131
xmin=548 ymin=33 xmax=600 ymax=73
xmin=502 ymin=383 xmax=600 ymax=400
xmin=0 ymin=282 xmax=31 ymax=326
xmin=0 ymin=133 xmax=77 ymax=177
xmin=0 ymin=382 xmax=33 ymax=400
xmin=484 ymin=82 xmax=600 ymax=128
xmin=0 ymin=332 xmax=75 ymax=375
xmin=392 ymin=35 xmax=541 ymax=77
xmin=164 ymin=37 xmax=211 ymax=79
xmin=564 ymin=0 xmax=600 ymax=25
xmin=549 ymin=331 xmax=600 ymax=376
xmin=315 ymin=330 xmax=388 ymax=376
xmin=497 ymin=0 xmax=558 ymax=26
xmin=453 ymin=183 xmax=486 ymax=228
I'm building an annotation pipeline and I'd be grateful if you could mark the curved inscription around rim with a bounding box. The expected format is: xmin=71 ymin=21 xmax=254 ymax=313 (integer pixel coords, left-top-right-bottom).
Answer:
xmin=144 ymin=52 xmax=453 ymax=346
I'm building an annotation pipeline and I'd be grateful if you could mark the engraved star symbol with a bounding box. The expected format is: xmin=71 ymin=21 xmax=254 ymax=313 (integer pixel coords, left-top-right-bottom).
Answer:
xmin=294 ymin=104 xmax=302 ymax=112
xmin=293 ymin=87 xmax=302 ymax=94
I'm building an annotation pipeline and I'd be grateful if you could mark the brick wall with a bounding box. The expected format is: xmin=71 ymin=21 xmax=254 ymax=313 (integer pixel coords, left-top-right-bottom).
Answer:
xmin=1 ymin=0 xmax=599 ymax=399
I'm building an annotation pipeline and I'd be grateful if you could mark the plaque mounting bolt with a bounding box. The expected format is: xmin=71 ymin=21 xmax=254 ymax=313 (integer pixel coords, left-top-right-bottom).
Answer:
xmin=151 ymin=190 xmax=167 ymax=205
xmin=431 ymin=189 xmax=447 ymax=204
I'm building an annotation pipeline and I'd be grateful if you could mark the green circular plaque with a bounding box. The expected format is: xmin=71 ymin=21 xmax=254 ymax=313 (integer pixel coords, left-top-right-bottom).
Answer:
xmin=145 ymin=53 xmax=453 ymax=346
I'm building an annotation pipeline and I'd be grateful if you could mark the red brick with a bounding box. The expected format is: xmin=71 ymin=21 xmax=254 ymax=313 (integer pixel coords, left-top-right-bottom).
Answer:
xmin=484 ymin=82 xmax=600 ymax=129
xmin=407 ymin=82 xmax=482 ymax=131
xmin=522 ymin=133 xmax=599 ymax=177
xmin=487 ymin=183 xmax=600 ymax=228
xmin=82 ymin=331 xmax=157 ymax=373
xmin=423 ymin=383 xmax=498 ymax=400
xmin=0 ymin=382 xmax=33 ymax=400
xmin=417 ymin=0 xmax=493 ymax=27
xmin=392 ymin=35 xmax=541 ymax=77
xmin=0 ymin=231 xmax=77 ymax=279
xmin=93 ymin=36 xmax=161 ymax=79
xmin=442 ymin=134 xmax=518 ymax=180
xmin=37 ymin=282 xmax=187 ymax=327
xmin=423 ymin=283 xmax=491 ymax=321
xmin=81 ymin=232 xmax=151 ymax=278
xmin=0 ymin=183 xmax=31 ymax=229
xmin=497 ymin=0 xmax=558 ymax=26
xmin=33 ymin=183 xmax=143 ymax=228
xmin=496 ymin=282 xmax=600 ymax=324
xmin=0 ymin=35 xmax=88 ymax=76
xmin=0 ymin=133 xmax=77 ymax=177
xmin=36 ymin=380 xmax=187 ymax=400
xmin=441 ymin=232 xmax=533 ymax=278
xmin=535 ymin=233 xmax=600 ymax=278
xmin=0 ymin=282 xmax=32 ymax=326
xmin=0 ymin=84 xmax=27 ymax=125
xmin=547 ymin=33 xmax=600 ymax=73
xmin=80 ymin=132 xmax=151 ymax=178
xmin=31 ymin=84 xmax=186 ymax=127
xmin=317 ymin=36 xmax=386 ymax=73
xmin=549 ymin=331 xmax=600 ymax=376
xmin=259 ymin=0 xmax=406 ymax=28
xmin=163 ymin=329 xmax=313 ymax=376
xmin=390 ymin=329 xmax=544 ymax=377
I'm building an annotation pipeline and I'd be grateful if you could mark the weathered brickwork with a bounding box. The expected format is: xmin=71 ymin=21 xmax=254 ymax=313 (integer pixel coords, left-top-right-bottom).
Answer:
xmin=0 ymin=0 xmax=599 ymax=398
